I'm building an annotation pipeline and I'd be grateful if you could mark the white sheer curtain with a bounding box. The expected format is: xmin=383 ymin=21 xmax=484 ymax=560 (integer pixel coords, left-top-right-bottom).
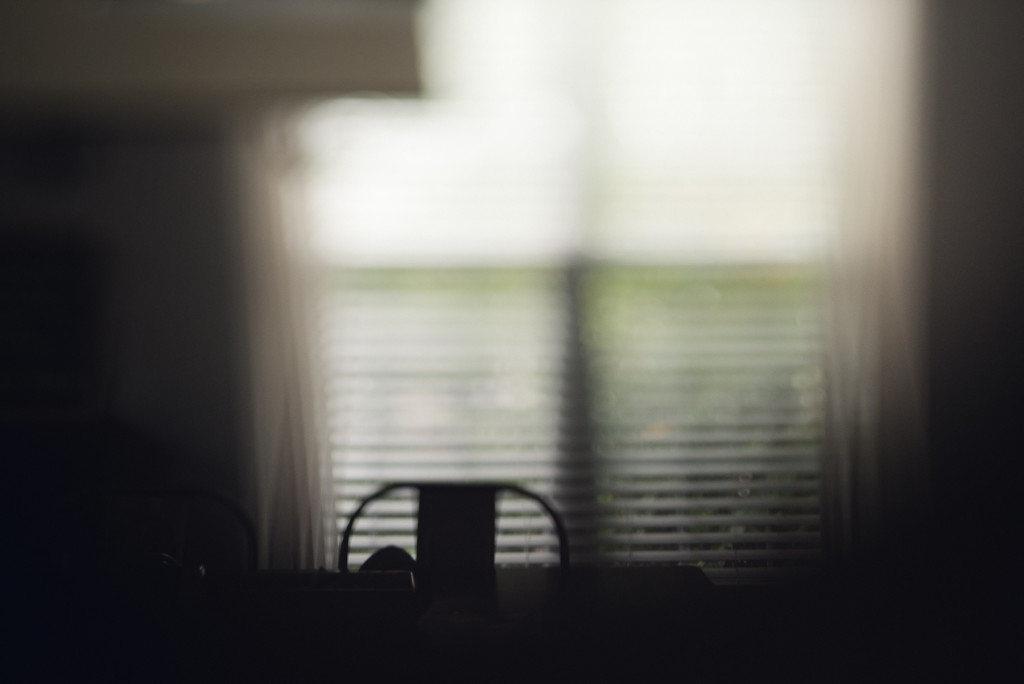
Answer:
xmin=232 ymin=108 xmax=333 ymax=570
xmin=823 ymin=0 xmax=929 ymax=562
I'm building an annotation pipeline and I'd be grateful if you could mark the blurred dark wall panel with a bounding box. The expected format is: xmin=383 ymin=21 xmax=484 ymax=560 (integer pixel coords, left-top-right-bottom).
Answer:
xmin=924 ymin=0 xmax=1024 ymax=539
xmin=0 ymin=1 xmax=420 ymax=110
xmin=0 ymin=124 xmax=244 ymax=512
xmin=0 ymin=232 xmax=102 ymax=413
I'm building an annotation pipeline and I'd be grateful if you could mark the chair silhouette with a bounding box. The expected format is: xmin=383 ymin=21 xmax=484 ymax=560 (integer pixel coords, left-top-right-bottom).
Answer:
xmin=338 ymin=482 xmax=570 ymax=592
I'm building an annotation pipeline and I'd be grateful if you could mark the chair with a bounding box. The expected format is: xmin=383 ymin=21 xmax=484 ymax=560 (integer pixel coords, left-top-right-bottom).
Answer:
xmin=338 ymin=482 xmax=570 ymax=596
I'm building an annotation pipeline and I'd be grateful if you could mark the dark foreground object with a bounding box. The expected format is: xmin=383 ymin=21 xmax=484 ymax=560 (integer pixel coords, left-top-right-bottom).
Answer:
xmin=9 ymin=561 xmax=1007 ymax=683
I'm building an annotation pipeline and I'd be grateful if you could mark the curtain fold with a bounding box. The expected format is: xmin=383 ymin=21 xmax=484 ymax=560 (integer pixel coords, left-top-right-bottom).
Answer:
xmin=232 ymin=107 xmax=333 ymax=570
xmin=823 ymin=0 xmax=929 ymax=564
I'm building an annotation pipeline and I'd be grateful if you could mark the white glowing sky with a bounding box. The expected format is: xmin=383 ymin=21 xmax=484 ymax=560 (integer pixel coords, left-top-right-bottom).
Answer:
xmin=299 ymin=0 xmax=844 ymax=266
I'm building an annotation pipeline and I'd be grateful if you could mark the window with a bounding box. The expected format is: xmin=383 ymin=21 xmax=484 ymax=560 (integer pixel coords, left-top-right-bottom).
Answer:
xmin=300 ymin=0 xmax=848 ymax=583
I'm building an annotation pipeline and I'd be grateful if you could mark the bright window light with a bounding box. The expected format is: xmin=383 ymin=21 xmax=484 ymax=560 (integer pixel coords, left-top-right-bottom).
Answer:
xmin=299 ymin=0 xmax=842 ymax=266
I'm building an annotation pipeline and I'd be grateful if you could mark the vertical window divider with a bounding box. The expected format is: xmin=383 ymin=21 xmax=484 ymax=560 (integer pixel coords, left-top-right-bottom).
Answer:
xmin=555 ymin=260 xmax=598 ymax=564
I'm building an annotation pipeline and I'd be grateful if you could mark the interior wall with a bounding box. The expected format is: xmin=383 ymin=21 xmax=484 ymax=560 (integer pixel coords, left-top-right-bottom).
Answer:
xmin=0 ymin=120 xmax=246 ymax=499
xmin=923 ymin=0 xmax=1024 ymax=549
xmin=92 ymin=125 xmax=244 ymax=494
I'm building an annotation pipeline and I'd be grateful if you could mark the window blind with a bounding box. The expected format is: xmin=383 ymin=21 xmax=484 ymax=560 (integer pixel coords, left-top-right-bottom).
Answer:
xmin=322 ymin=265 xmax=823 ymax=582
xmin=582 ymin=265 xmax=822 ymax=582
xmin=321 ymin=269 xmax=567 ymax=568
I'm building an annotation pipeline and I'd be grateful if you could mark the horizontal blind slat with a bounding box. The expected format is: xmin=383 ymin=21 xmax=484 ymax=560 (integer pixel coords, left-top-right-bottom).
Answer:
xmin=325 ymin=266 xmax=823 ymax=581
